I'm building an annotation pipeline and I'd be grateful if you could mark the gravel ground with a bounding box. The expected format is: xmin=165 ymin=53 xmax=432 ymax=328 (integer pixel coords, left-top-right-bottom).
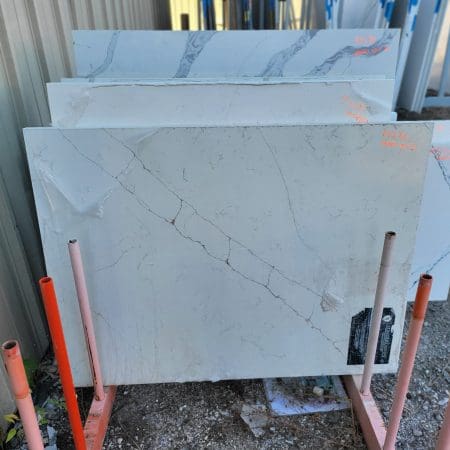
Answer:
xmin=7 ymin=109 xmax=449 ymax=450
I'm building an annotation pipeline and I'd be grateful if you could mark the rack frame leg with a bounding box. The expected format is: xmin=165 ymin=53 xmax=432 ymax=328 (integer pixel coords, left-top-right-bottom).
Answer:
xmin=342 ymin=375 xmax=386 ymax=450
xmin=83 ymin=385 xmax=117 ymax=450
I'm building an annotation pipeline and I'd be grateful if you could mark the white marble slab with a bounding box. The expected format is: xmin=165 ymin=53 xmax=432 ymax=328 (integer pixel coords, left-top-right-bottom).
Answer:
xmin=409 ymin=121 xmax=450 ymax=300
xmin=24 ymin=123 xmax=432 ymax=386
xmin=73 ymin=30 xmax=399 ymax=80
xmin=47 ymin=79 xmax=394 ymax=128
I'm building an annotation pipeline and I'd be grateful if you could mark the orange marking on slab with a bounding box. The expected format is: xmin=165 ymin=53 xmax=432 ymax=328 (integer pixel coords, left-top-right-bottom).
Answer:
xmin=353 ymin=49 xmax=368 ymax=56
xmin=399 ymin=142 xmax=417 ymax=151
xmin=381 ymin=138 xmax=417 ymax=152
xmin=354 ymin=35 xmax=378 ymax=45
xmin=383 ymin=129 xmax=411 ymax=140
xmin=354 ymin=46 xmax=388 ymax=57
xmin=346 ymin=112 xmax=368 ymax=124
xmin=432 ymin=147 xmax=450 ymax=160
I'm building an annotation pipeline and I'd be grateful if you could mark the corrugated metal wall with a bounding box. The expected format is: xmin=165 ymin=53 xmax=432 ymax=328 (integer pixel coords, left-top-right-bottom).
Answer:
xmin=0 ymin=0 xmax=170 ymax=423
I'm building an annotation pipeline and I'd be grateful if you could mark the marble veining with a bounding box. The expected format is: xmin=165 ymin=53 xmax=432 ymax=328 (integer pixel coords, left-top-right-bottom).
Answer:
xmin=174 ymin=31 xmax=216 ymax=78
xmin=86 ymin=31 xmax=120 ymax=80
xmin=73 ymin=30 xmax=400 ymax=80
xmin=306 ymin=30 xmax=396 ymax=77
xmin=24 ymin=123 xmax=431 ymax=386
xmin=259 ymin=30 xmax=318 ymax=77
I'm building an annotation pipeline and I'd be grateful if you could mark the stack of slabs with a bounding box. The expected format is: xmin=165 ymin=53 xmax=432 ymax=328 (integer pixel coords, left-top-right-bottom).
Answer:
xmin=24 ymin=30 xmax=435 ymax=387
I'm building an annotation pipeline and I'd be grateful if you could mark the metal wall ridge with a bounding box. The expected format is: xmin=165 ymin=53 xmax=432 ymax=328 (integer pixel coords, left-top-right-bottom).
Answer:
xmin=0 ymin=0 xmax=170 ymax=425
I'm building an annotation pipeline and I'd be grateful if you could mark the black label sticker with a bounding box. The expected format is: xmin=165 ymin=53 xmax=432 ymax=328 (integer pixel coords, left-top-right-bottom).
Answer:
xmin=347 ymin=307 xmax=395 ymax=365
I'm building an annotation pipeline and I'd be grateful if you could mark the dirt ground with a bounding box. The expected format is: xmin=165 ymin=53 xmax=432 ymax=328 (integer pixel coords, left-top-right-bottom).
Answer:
xmin=8 ymin=108 xmax=450 ymax=450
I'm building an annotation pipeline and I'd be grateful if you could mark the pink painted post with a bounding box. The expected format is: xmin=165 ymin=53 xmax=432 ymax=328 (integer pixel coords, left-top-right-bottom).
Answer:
xmin=361 ymin=231 xmax=396 ymax=395
xmin=383 ymin=274 xmax=432 ymax=450
xmin=2 ymin=341 xmax=44 ymax=450
xmin=68 ymin=239 xmax=105 ymax=401
xmin=436 ymin=396 xmax=450 ymax=450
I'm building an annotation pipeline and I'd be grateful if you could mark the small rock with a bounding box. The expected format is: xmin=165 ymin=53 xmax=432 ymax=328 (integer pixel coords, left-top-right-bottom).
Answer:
xmin=240 ymin=404 xmax=268 ymax=437
xmin=313 ymin=386 xmax=324 ymax=397
xmin=438 ymin=398 xmax=449 ymax=406
xmin=413 ymin=429 xmax=423 ymax=437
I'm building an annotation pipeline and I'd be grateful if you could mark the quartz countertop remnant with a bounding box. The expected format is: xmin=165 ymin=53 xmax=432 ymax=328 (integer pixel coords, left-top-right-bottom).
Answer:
xmin=24 ymin=123 xmax=432 ymax=386
xmin=73 ymin=29 xmax=399 ymax=80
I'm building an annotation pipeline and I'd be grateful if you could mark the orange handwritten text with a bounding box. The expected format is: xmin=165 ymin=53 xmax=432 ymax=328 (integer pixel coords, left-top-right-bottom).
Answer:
xmin=342 ymin=95 xmax=369 ymax=124
xmin=353 ymin=46 xmax=389 ymax=56
xmin=381 ymin=129 xmax=416 ymax=151
xmin=431 ymin=147 xmax=450 ymax=160
xmin=383 ymin=130 xmax=410 ymax=141
xmin=354 ymin=35 xmax=377 ymax=45
xmin=346 ymin=111 xmax=368 ymax=124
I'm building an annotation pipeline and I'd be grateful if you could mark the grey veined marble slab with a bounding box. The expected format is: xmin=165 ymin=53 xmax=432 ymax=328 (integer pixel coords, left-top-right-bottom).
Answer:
xmin=409 ymin=121 xmax=450 ymax=301
xmin=47 ymin=79 xmax=395 ymax=128
xmin=24 ymin=123 xmax=432 ymax=386
xmin=73 ymin=30 xmax=400 ymax=80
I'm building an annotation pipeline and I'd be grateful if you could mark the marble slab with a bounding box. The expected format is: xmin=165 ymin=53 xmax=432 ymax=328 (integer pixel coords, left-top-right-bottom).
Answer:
xmin=73 ymin=30 xmax=399 ymax=80
xmin=24 ymin=123 xmax=432 ymax=386
xmin=47 ymin=79 xmax=394 ymax=128
xmin=409 ymin=121 xmax=450 ymax=300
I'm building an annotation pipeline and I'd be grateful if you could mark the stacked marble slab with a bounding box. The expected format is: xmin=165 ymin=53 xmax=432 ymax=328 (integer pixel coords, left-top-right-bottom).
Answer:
xmin=57 ymin=29 xmax=400 ymax=127
xmin=24 ymin=30 xmax=437 ymax=387
xmin=62 ymin=30 xmax=450 ymax=302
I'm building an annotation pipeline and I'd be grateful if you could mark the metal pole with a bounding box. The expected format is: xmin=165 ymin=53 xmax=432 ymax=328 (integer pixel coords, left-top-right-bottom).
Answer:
xmin=1 ymin=341 xmax=44 ymax=450
xmin=374 ymin=0 xmax=383 ymax=28
xmin=436 ymin=396 xmax=450 ymax=450
xmin=259 ymin=0 xmax=265 ymax=29
xmin=392 ymin=0 xmax=422 ymax=105
xmin=360 ymin=231 xmax=396 ymax=395
xmin=383 ymin=274 xmax=433 ymax=450
xmin=197 ymin=0 xmax=202 ymax=29
xmin=39 ymin=277 xmax=87 ymax=450
xmin=438 ymin=33 xmax=450 ymax=97
xmin=68 ymin=240 xmax=105 ymax=402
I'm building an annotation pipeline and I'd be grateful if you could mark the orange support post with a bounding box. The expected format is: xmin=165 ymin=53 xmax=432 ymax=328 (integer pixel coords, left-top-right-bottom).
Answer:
xmin=39 ymin=277 xmax=87 ymax=450
xmin=1 ymin=340 xmax=44 ymax=450
xmin=384 ymin=274 xmax=433 ymax=450
xmin=436 ymin=396 xmax=450 ymax=450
